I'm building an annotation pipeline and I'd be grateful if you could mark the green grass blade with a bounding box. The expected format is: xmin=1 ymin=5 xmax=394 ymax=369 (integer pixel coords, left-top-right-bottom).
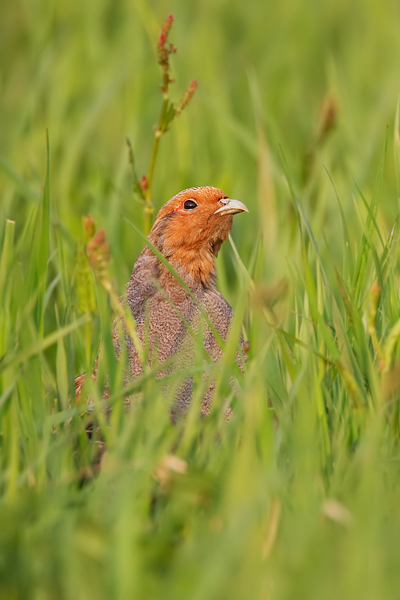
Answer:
xmin=36 ymin=131 xmax=50 ymax=337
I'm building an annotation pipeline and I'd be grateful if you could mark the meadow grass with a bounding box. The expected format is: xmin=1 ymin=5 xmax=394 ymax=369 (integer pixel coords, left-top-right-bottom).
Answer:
xmin=2 ymin=0 xmax=400 ymax=598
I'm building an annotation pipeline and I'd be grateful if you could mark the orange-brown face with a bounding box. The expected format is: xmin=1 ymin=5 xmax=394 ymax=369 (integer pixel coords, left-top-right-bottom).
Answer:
xmin=150 ymin=186 xmax=248 ymax=255
xmin=148 ymin=186 xmax=248 ymax=286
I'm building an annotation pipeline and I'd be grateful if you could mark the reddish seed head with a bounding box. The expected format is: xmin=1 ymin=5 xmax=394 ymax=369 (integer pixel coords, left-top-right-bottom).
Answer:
xmin=157 ymin=15 xmax=176 ymax=71
xmin=160 ymin=13 xmax=174 ymax=41
xmin=175 ymin=80 xmax=198 ymax=116
xmin=82 ymin=214 xmax=96 ymax=244
xmin=139 ymin=175 xmax=148 ymax=193
xmin=87 ymin=229 xmax=110 ymax=279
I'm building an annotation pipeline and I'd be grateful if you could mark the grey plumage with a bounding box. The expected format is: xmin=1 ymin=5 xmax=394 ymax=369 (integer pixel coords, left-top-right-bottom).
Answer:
xmin=120 ymin=186 xmax=248 ymax=414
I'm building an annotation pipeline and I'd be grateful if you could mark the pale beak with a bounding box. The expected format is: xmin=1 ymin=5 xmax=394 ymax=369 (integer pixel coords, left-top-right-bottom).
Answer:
xmin=214 ymin=198 xmax=249 ymax=216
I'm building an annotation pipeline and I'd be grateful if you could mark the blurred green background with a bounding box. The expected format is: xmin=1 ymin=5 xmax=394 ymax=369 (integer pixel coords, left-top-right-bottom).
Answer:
xmin=2 ymin=0 xmax=400 ymax=276
xmin=2 ymin=0 xmax=400 ymax=598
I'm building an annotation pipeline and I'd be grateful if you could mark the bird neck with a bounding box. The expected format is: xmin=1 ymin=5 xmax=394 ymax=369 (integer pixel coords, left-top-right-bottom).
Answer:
xmin=148 ymin=218 xmax=219 ymax=289
xmin=167 ymin=245 xmax=216 ymax=288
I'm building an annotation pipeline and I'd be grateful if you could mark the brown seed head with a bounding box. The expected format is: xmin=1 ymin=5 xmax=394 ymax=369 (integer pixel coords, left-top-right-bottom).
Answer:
xmin=87 ymin=229 xmax=110 ymax=281
xmin=175 ymin=80 xmax=198 ymax=116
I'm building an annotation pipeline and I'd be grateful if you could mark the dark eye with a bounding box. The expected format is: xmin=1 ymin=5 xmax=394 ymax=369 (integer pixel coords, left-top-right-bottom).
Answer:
xmin=184 ymin=199 xmax=197 ymax=210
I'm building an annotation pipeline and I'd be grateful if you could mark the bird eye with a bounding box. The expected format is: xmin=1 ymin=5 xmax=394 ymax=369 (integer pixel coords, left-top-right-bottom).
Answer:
xmin=184 ymin=199 xmax=197 ymax=210
xmin=219 ymin=197 xmax=228 ymax=205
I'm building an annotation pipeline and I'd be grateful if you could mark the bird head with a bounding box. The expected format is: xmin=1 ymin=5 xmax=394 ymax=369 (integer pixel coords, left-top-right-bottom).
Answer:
xmin=148 ymin=186 xmax=248 ymax=287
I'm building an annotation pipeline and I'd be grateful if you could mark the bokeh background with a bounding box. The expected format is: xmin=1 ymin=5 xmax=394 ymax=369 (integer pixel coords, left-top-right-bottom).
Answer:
xmin=2 ymin=1 xmax=400 ymax=598
xmin=2 ymin=0 xmax=400 ymax=281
